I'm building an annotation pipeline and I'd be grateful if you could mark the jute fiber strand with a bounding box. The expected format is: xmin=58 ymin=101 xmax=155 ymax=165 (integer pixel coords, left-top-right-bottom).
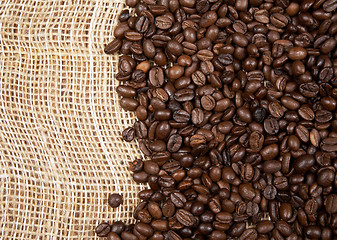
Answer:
xmin=0 ymin=0 xmax=146 ymax=238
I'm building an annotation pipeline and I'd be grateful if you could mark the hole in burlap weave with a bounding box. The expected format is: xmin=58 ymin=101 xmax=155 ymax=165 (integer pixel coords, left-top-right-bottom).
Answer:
xmin=0 ymin=0 xmax=145 ymax=238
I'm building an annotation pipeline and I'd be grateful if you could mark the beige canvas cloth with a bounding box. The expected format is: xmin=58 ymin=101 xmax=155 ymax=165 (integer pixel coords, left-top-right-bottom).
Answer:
xmin=0 ymin=0 xmax=146 ymax=238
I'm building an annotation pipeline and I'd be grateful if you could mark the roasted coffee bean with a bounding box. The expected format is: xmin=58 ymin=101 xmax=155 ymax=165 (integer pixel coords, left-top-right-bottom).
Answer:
xmin=269 ymin=101 xmax=285 ymax=119
xmin=96 ymin=223 xmax=111 ymax=237
xmin=270 ymin=13 xmax=289 ymax=28
xmin=105 ymin=39 xmax=122 ymax=54
xmin=149 ymin=67 xmax=164 ymax=87
xmin=263 ymin=185 xmax=277 ymax=200
xmin=176 ymin=209 xmax=196 ymax=227
xmin=122 ymin=127 xmax=135 ymax=142
xmin=108 ymin=193 xmax=123 ymax=208
xmin=325 ymin=194 xmax=337 ymax=214
xmin=324 ymin=0 xmax=337 ymax=12
xmin=167 ymin=134 xmax=183 ymax=153
xmin=107 ymin=232 xmax=121 ymax=240
xmin=254 ymin=9 xmax=269 ymax=24
xmin=256 ymin=220 xmax=274 ymax=234
xmin=155 ymin=16 xmax=173 ymax=29
xmin=298 ymin=105 xmax=315 ymax=121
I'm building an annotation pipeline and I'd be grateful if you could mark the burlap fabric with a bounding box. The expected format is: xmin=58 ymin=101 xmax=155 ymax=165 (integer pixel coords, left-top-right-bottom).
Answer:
xmin=0 ymin=0 xmax=145 ymax=238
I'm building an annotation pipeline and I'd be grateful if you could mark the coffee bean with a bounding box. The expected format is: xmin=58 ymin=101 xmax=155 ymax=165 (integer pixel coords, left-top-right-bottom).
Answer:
xmin=254 ymin=9 xmax=269 ymax=24
xmin=155 ymin=16 xmax=173 ymax=29
xmin=233 ymin=20 xmax=247 ymax=34
xmin=293 ymin=154 xmax=315 ymax=174
xmin=239 ymin=229 xmax=258 ymax=240
xmin=263 ymin=185 xmax=277 ymax=200
xmin=108 ymin=193 xmax=123 ymax=208
xmin=324 ymin=0 xmax=337 ymax=12
xmin=176 ymin=209 xmax=196 ymax=227
xmin=107 ymin=232 xmax=121 ymax=240
xmin=199 ymin=11 xmax=218 ymax=28
xmin=121 ymin=232 xmax=138 ymax=240
xmin=149 ymin=67 xmax=164 ymax=87
xmin=325 ymin=194 xmax=337 ymax=214
xmin=96 ymin=223 xmax=111 ymax=237
xmin=299 ymin=82 xmax=319 ymax=98
xmin=269 ymin=101 xmax=285 ymax=119
xmin=192 ymin=71 xmax=207 ymax=86
xmin=122 ymin=127 xmax=135 ymax=142
xmin=256 ymin=220 xmax=274 ymax=234
xmin=239 ymin=183 xmax=256 ymax=201
xmin=170 ymin=192 xmax=187 ymax=208
xmin=174 ymin=89 xmax=195 ymax=102
xmin=316 ymin=110 xmax=333 ymax=123
xmin=105 ymin=39 xmax=122 ymax=54
xmin=321 ymin=137 xmax=337 ymax=152
xmin=124 ymin=30 xmax=143 ymax=41
xmin=168 ymin=230 xmax=182 ymax=240
xmin=298 ymin=105 xmax=315 ymax=121
xmin=249 ymin=131 xmax=264 ymax=152
xmin=120 ymin=98 xmax=139 ymax=111
xmin=197 ymin=49 xmax=214 ymax=62
xmin=270 ymin=13 xmax=288 ymax=28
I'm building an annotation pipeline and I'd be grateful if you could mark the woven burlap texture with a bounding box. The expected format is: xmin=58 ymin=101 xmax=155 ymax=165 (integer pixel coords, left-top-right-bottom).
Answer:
xmin=0 ymin=0 xmax=146 ymax=239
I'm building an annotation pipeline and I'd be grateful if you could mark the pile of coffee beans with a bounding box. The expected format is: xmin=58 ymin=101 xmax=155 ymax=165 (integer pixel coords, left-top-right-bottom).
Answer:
xmin=97 ymin=0 xmax=337 ymax=239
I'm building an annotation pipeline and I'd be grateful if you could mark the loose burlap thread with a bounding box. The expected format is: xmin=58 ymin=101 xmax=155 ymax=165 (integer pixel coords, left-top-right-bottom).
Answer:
xmin=0 ymin=0 xmax=146 ymax=238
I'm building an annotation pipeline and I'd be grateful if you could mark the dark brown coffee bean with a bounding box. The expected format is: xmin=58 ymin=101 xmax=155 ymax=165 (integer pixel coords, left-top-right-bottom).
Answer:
xmin=122 ymin=127 xmax=135 ymax=142
xmin=324 ymin=0 xmax=337 ymax=12
xmin=107 ymin=232 xmax=121 ymax=240
xmin=105 ymin=39 xmax=122 ymax=54
xmin=108 ymin=193 xmax=123 ymax=208
xmin=270 ymin=13 xmax=288 ymax=28
xmin=293 ymin=154 xmax=315 ymax=173
xmin=170 ymin=192 xmax=187 ymax=208
xmin=174 ymin=89 xmax=195 ymax=102
xmin=263 ymin=160 xmax=281 ymax=173
xmin=249 ymin=131 xmax=264 ymax=152
xmin=124 ymin=30 xmax=143 ymax=41
xmin=325 ymin=194 xmax=337 ymax=214
xmin=321 ymin=137 xmax=337 ymax=152
xmin=201 ymin=95 xmax=216 ymax=111
xmin=295 ymin=125 xmax=309 ymax=142
xmin=155 ymin=16 xmax=173 ymax=29
xmin=197 ymin=49 xmax=214 ymax=62
xmin=315 ymin=110 xmax=333 ymax=123
xmin=163 ymin=200 xmax=175 ymax=218
xmin=120 ymin=98 xmax=139 ymax=111
xmin=233 ymin=20 xmax=247 ymax=34
xmin=199 ymin=11 xmax=218 ymax=28
xmin=149 ymin=67 xmax=164 ymax=87
xmin=269 ymin=101 xmax=285 ymax=119
xmin=239 ymin=183 xmax=256 ymax=201
xmin=263 ymin=185 xmax=277 ymax=200
xmin=254 ymin=10 xmax=269 ymax=24
xmin=192 ymin=71 xmax=207 ymax=86
xmin=298 ymin=105 xmax=315 ymax=121
xmin=256 ymin=220 xmax=274 ymax=234
xmin=167 ymin=134 xmax=183 ymax=153
xmin=191 ymin=108 xmax=205 ymax=126
xmin=168 ymin=230 xmax=182 ymax=240
xmin=135 ymin=16 xmax=150 ymax=33
xmin=209 ymin=197 xmax=221 ymax=214
xmin=176 ymin=209 xmax=196 ymax=227
xmin=239 ymin=229 xmax=258 ymax=240
xmin=96 ymin=223 xmax=111 ymax=237
xmin=299 ymin=82 xmax=319 ymax=98
xmin=121 ymin=232 xmax=138 ymax=240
